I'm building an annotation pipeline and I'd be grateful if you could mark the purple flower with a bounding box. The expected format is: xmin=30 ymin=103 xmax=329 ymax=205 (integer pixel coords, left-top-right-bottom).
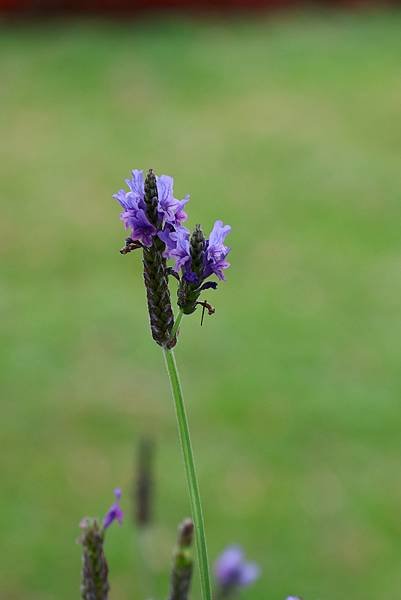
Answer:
xmin=126 ymin=169 xmax=146 ymax=200
xmin=286 ymin=597 xmax=302 ymax=600
xmin=215 ymin=546 xmax=260 ymax=590
xmin=113 ymin=169 xmax=189 ymax=247
xmin=114 ymin=169 xmax=146 ymax=212
xmin=164 ymin=225 xmax=191 ymax=272
xmin=204 ymin=220 xmax=231 ymax=281
xmin=103 ymin=488 xmax=123 ymax=530
xmin=121 ymin=208 xmax=157 ymax=247
xmin=165 ymin=220 xmax=231 ymax=283
xmin=157 ymin=174 xmax=189 ymax=228
xmin=158 ymin=224 xmax=189 ymax=259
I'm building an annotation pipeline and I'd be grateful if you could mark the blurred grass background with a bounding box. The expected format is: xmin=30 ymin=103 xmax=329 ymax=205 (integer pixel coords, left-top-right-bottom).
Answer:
xmin=1 ymin=8 xmax=401 ymax=600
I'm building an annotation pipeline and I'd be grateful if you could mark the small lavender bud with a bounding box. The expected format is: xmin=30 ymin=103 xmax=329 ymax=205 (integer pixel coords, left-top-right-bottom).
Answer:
xmin=79 ymin=519 xmax=110 ymax=600
xmin=178 ymin=225 xmax=206 ymax=315
xmin=134 ymin=438 xmax=154 ymax=527
xmin=144 ymin=169 xmax=159 ymax=227
xmin=168 ymin=518 xmax=194 ymax=600
xmin=190 ymin=225 xmax=206 ymax=280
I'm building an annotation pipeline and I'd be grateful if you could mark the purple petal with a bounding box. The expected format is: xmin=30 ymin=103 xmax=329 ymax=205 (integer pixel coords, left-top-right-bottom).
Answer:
xmin=121 ymin=208 xmax=157 ymax=247
xmin=157 ymin=174 xmax=190 ymax=227
xmin=164 ymin=225 xmax=191 ymax=271
xmin=204 ymin=220 xmax=231 ymax=281
xmin=158 ymin=224 xmax=178 ymax=254
xmin=208 ymin=220 xmax=231 ymax=247
xmin=126 ymin=169 xmax=144 ymax=196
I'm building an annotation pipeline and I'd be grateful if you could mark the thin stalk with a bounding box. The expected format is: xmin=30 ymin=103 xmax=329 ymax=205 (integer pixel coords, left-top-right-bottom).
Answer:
xmin=171 ymin=310 xmax=184 ymax=340
xmin=163 ymin=347 xmax=212 ymax=600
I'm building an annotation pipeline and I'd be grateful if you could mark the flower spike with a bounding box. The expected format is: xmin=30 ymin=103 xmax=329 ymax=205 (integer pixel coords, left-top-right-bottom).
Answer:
xmin=79 ymin=519 xmax=110 ymax=600
xmin=175 ymin=222 xmax=231 ymax=315
xmin=168 ymin=518 xmax=195 ymax=600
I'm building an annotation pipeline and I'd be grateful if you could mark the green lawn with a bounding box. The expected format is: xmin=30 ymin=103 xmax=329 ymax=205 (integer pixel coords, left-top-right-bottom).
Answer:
xmin=1 ymin=10 xmax=400 ymax=600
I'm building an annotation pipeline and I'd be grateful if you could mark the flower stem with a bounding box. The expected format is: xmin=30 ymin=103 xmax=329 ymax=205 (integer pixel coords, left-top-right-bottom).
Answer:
xmin=171 ymin=310 xmax=184 ymax=340
xmin=163 ymin=347 xmax=212 ymax=600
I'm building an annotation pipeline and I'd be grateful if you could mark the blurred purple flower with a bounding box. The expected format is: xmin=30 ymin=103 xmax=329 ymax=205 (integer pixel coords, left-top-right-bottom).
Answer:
xmin=103 ymin=488 xmax=123 ymax=530
xmin=286 ymin=597 xmax=302 ymax=600
xmin=215 ymin=545 xmax=260 ymax=591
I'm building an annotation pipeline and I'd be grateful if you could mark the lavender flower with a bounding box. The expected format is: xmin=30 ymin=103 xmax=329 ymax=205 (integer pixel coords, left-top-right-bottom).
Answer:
xmin=115 ymin=167 xmax=231 ymax=336
xmin=171 ymin=221 xmax=231 ymax=283
xmin=113 ymin=169 xmax=189 ymax=246
xmin=103 ymin=488 xmax=123 ymax=529
xmin=214 ymin=546 xmax=260 ymax=597
xmin=114 ymin=168 xmax=188 ymax=347
xmin=173 ymin=221 xmax=231 ymax=315
xmin=286 ymin=597 xmax=302 ymax=600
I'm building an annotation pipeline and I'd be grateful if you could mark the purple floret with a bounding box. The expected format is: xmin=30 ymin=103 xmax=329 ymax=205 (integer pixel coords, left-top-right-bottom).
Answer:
xmin=103 ymin=488 xmax=123 ymax=530
xmin=157 ymin=174 xmax=189 ymax=228
xmin=164 ymin=220 xmax=231 ymax=284
xmin=120 ymin=208 xmax=157 ymax=247
xmin=165 ymin=225 xmax=191 ymax=272
xmin=113 ymin=169 xmax=190 ymax=248
xmin=204 ymin=220 xmax=231 ymax=280
xmin=215 ymin=545 xmax=260 ymax=590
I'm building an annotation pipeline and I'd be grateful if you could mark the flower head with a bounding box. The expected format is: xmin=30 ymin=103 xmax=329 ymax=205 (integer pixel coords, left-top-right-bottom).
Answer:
xmin=168 ymin=220 xmax=231 ymax=283
xmin=103 ymin=488 xmax=123 ymax=530
xmin=114 ymin=167 xmax=232 ymax=335
xmin=170 ymin=221 xmax=230 ymax=316
xmin=113 ymin=169 xmax=189 ymax=246
xmin=214 ymin=545 xmax=260 ymax=591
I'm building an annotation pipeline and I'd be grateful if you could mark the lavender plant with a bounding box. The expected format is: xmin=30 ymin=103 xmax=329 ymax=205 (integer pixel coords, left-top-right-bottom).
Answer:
xmin=114 ymin=168 xmax=231 ymax=600
xmin=79 ymin=489 xmax=123 ymax=600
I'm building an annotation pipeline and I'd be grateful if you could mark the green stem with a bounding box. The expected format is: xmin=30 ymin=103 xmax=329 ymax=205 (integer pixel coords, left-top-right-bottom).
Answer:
xmin=171 ymin=310 xmax=184 ymax=340
xmin=163 ymin=347 xmax=212 ymax=600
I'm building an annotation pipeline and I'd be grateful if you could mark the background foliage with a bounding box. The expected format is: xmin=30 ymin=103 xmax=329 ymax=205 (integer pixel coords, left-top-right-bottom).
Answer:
xmin=1 ymin=9 xmax=400 ymax=600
